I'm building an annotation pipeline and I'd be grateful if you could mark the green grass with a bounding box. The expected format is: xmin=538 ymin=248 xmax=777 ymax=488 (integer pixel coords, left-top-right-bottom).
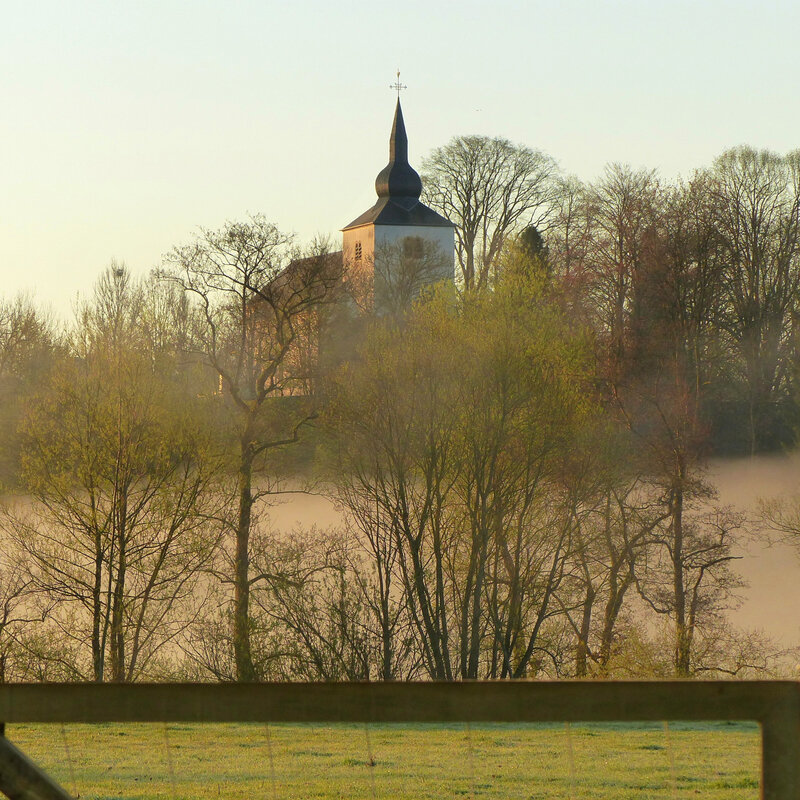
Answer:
xmin=7 ymin=721 xmax=759 ymax=799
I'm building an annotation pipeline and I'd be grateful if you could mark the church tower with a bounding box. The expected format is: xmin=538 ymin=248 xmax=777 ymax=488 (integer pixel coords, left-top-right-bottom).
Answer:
xmin=342 ymin=99 xmax=454 ymax=311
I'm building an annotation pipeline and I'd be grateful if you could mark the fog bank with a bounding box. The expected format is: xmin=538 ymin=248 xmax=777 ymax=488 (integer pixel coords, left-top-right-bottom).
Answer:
xmin=266 ymin=457 xmax=800 ymax=653
xmin=710 ymin=454 xmax=800 ymax=649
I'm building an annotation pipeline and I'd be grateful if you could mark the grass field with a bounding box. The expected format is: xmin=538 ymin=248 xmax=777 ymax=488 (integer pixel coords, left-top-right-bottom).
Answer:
xmin=6 ymin=721 xmax=759 ymax=799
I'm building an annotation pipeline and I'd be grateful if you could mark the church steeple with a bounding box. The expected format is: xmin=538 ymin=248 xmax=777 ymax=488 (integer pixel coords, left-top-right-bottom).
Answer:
xmin=342 ymin=97 xmax=453 ymax=231
xmin=374 ymin=100 xmax=422 ymax=205
xmin=340 ymin=93 xmax=455 ymax=309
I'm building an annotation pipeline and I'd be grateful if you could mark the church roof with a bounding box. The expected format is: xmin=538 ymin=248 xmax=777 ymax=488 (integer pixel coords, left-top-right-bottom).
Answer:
xmin=343 ymin=100 xmax=454 ymax=231
xmin=343 ymin=196 xmax=453 ymax=229
xmin=265 ymin=250 xmax=344 ymax=297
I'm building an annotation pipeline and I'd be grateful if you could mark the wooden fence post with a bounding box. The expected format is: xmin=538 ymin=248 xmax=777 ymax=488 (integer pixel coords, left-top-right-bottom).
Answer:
xmin=0 ymin=727 xmax=75 ymax=800
xmin=761 ymin=682 xmax=800 ymax=800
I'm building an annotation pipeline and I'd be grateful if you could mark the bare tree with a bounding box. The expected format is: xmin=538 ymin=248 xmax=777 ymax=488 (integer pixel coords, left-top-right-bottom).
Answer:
xmin=553 ymin=425 xmax=669 ymax=677
xmin=333 ymin=491 xmax=415 ymax=680
xmin=248 ymin=526 xmax=377 ymax=680
xmin=421 ymin=136 xmax=559 ymax=291
xmin=760 ymin=491 xmax=800 ymax=559
xmin=0 ymin=294 xmax=56 ymax=378
xmin=0 ymin=548 xmax=48 ymax=682
xmin=164 ymin=216 xmax=341 ymax=681
xmin=452 ymin=289 xmax=587 ymax=679
xmin=580 ymin=164 xmax=662 ymax=374
xmin=327 ymin=280 xmax=591 ymax=679
xmin=0 ymin=294 xmax=60 ymax=487
xmin=548 ymin=175 xmax=593 ymax=284
xmin=634 ymin=500 xmax=746 ymax=676
xmin=710 ymin=147 xmax=800 ymax=452
xmin=5 ymin=266 xmax=222 ymax=681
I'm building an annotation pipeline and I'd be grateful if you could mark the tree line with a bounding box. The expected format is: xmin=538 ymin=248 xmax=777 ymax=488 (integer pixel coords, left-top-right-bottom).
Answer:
xmin=0 ymin=140 xmax=799 ymax=682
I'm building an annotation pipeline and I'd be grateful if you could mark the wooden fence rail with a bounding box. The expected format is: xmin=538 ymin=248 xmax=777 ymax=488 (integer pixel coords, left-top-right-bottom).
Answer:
xmin=0 ymin=681 xmax=797 ymax=800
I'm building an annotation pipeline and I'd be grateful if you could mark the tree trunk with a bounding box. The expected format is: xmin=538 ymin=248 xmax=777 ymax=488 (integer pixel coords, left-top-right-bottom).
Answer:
xmin=575 ymin=585 xmax=595 ymax=678
xmin=110 ymin=532 xmax=127 ymax=682
xmin=672 ymin=474 xmax=690 ymax=677
xmin=467 ymin=532 xmax=489 ymax=678
xmin=377 ymin=555 xmax=394 ymax=681
xmin=234 ymin=444 xmax=257 ymax=682
xmin=598 ymin=569 xmax=633 ymax=674
xmin=92 ymin=531 xmax=104 ymax=682
xmin=110 ymin=493 xmax=128 ymax=682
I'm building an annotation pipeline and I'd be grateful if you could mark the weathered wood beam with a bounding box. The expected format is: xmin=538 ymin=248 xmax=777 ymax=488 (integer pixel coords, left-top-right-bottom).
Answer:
xmin=0 ymin=680 xmax=795 ymax=724
xmin=0 ymin=682 xmax=795 ymax=799
xmin=0 ymin=730 xmax=74 ymax=800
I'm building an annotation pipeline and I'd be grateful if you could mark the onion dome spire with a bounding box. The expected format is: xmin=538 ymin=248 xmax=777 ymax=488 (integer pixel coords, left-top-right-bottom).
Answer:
xmin=342 ymin=94 xmax=453 ymax=232
xmin=374 ymin=99 xmax=423 ymax=207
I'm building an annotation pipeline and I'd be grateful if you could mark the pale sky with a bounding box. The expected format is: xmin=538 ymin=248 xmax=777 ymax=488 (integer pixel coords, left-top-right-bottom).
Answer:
xmin=2 ymin=0 xmax=799 ymax=316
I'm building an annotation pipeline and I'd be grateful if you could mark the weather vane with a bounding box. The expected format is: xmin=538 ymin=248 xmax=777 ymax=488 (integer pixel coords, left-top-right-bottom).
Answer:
xmin=390 ymin=69 xmax=407 ymax=99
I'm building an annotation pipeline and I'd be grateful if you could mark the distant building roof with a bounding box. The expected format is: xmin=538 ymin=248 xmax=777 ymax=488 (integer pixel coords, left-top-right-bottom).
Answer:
xmin=266 ymin=250 xmax=344 ymax=296
xmin=343 ymin=100 xmax=453 ymax=231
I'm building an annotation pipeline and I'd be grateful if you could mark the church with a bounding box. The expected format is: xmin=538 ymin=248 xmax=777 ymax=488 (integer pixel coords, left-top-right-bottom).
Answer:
xmin=269 ymin=96 xmax=455 ymax=394
xmin=339 ymin=97 xmax=455 ymax=313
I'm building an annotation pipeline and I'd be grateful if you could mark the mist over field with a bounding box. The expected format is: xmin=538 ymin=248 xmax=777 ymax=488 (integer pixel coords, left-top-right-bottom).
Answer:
xmin=710 ymin=455 xmax=800 ymax=649
xmin=4 ymin=455 xmax=798 ymax=672
xmin=258 ymin=456 xmax=800 ymax=658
